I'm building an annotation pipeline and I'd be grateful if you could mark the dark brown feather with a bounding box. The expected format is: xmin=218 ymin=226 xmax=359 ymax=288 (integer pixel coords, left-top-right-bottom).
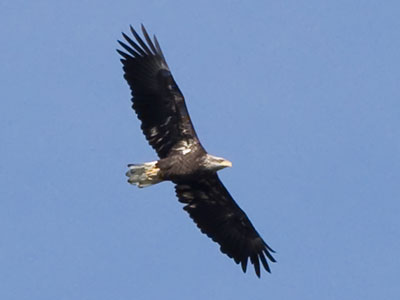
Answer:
xmin=117 ymin=25 xmax=200 ymax=158
xmin=119 ymin=26 xmax=276 ymax=277
xmin=175 ymin=174 xmax=276 ymax=277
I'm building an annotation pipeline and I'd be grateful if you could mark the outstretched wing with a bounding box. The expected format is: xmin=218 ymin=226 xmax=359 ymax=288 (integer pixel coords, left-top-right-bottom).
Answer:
xmin=117 ymin=25 xmax=201 ymax=158
xmin=175 ymin=174 xmax=276 ymax=277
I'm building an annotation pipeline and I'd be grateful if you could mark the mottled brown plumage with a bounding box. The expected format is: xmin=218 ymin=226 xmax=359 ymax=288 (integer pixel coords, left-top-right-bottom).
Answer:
xmin=118 ymin=25 xmax=276 ymax=277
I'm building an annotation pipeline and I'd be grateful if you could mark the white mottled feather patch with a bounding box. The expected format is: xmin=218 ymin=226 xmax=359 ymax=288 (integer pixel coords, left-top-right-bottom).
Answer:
xmin=182 ymin=148 xmax=191 ymax=155
xmin=149 ymin=126 xmax=158 ymax=137
xmin=175 ymin=140 xmax=192 ymax=155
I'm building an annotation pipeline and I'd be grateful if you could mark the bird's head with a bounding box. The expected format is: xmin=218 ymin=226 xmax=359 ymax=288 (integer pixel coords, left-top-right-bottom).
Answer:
xmin=203 ymin=154 xmax=232 ymax=172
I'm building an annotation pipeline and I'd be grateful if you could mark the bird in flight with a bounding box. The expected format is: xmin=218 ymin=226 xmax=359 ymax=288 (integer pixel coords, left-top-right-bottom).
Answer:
xmin=117 ymin=25 xmax=276 ymax=277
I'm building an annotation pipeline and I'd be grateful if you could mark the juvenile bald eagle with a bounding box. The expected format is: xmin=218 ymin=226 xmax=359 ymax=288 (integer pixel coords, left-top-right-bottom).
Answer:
xmin=117 ymin=25 xmax=276 ymax=277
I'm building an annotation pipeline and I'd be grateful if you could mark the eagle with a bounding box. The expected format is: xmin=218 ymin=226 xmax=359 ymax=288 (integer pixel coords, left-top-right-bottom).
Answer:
xmin=117 ymin=25 xmax=276 ymax=277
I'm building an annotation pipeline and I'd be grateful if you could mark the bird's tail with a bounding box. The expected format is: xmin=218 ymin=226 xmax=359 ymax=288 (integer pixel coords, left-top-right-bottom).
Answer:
xmin=126 ymin=161 xmax=162 ymax=188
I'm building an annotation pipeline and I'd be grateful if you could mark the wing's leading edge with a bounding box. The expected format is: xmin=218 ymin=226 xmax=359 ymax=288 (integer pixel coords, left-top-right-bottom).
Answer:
xmin=175 ymin=174 xmax=276 ymax=277
xmin=117 ymin=25 xmax=200 ymax=158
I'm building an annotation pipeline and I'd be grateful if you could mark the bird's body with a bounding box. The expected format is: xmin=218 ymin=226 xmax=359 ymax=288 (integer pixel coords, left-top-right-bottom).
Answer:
xmin=118 ymin=25 xmax=276 ymax=277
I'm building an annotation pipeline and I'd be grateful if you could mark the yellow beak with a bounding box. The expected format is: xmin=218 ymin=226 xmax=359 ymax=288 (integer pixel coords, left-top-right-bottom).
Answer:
xmin=221 ymin=159 xmax=233 ymax=168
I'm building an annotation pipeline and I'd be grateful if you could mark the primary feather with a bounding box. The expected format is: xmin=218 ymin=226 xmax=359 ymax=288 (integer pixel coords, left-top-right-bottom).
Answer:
xmin=118 ymin=25 xmax=276 ymax=277
xmin=118 ymin=25 xmax=199 ymax=158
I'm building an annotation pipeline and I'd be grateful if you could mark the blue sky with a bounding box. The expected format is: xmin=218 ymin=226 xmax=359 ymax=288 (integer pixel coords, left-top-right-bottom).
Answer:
xmin=1 ymin=1 xmax=399 ymax=299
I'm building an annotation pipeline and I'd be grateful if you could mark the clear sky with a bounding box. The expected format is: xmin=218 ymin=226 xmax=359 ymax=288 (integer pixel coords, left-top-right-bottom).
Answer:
xmin=1 ymin=1 xmax=399 ymax=299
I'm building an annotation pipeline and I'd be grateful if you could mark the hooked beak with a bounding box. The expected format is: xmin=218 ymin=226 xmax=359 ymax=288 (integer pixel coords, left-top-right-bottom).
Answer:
xmin=221 ymin=159 xmax=233 ymax=168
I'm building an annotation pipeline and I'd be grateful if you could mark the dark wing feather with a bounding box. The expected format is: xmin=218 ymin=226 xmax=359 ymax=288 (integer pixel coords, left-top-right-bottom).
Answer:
xmin=175 ymin=174 xmax=276 ymax=277
xmin=117 ymin=25 xmax=201 ymax=158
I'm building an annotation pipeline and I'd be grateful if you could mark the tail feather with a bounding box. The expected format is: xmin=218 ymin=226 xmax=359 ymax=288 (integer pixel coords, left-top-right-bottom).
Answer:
xmin=126 ymin=161 xmax=162 ymax=188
